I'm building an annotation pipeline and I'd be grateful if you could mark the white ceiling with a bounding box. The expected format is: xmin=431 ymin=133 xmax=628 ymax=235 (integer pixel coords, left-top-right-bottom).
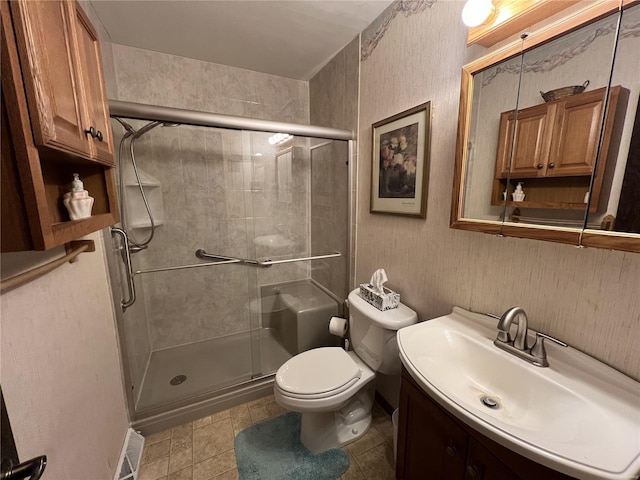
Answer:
xmin=89 ymin=1 xmax=394 ymax=80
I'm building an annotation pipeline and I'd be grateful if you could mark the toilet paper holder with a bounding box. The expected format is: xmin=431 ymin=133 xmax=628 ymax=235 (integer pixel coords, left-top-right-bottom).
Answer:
xmin=329 ymin=316 xmax=348 ymax=337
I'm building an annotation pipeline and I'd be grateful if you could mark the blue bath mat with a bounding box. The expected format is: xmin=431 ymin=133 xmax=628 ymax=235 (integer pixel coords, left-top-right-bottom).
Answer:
xmin=234 ymin=412 xmax=349 ymax=480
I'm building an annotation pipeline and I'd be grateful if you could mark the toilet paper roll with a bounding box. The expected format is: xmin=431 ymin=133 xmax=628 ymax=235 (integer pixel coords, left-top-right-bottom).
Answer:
xmin=329 ymin=316 xmax=348 ymax=337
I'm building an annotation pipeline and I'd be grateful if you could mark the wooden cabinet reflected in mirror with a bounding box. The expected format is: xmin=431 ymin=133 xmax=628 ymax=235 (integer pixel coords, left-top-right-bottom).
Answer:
xmin=452 ymin=1 xmax=640 ymax=253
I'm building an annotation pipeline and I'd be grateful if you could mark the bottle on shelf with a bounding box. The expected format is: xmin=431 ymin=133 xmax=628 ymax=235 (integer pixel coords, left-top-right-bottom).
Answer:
xmin=512 ymin=182 xmax=525 ymax=202
xmin=63 ymin=173 xmax=94 ymax=220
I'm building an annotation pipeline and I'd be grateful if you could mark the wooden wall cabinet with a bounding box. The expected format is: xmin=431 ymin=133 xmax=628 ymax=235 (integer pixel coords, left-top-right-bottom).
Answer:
xmin=396 ymin=368 xmax=575 ymax=480
xmin=1 ymin=0 xmax=119 ymax=252
xmin=492 ymin=86 xmax=627 ymax=212
xmin=9 ymin=0 xmax=114 ymax=164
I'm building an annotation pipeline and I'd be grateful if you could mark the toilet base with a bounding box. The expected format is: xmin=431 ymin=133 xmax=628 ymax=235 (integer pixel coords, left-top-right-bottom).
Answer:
xmin=299 ymin=383 xmax=374 ymax=454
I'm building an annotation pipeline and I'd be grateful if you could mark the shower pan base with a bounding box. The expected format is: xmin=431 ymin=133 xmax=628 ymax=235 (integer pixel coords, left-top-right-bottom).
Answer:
xmin=135 ymin=328 xmax=291 ymax=414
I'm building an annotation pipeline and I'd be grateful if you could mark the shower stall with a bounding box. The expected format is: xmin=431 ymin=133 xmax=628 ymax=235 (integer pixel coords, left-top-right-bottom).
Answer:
xmin=104 ymin=100 xmax=355 ymax=431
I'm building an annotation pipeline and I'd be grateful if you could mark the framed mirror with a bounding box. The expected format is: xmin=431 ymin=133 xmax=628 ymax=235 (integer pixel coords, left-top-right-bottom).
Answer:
xmin=452 ymin=0 xmax=640 ymax=253
xmin=582 ymin=2 xmax=640 ymax=251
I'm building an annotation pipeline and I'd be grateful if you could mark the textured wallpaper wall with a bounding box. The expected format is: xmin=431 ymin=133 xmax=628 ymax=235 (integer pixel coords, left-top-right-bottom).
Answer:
xmin=357 ymin=1 xmax=640 ymax=380
xmin=0 ymin=4 xmax=129 ymax=478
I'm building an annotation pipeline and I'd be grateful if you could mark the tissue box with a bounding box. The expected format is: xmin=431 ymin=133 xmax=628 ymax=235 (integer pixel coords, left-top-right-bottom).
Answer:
xmin=359 ymin=284 xmax=400 ymax=311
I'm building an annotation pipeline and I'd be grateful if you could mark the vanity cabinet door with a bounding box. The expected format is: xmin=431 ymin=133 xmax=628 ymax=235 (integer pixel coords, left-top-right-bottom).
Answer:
xmin=397 ymin=369 xmax=577 ymax=480
xmin=495 ymin=103 xmax=556 ymax=179
xmin=464 ymin=439 xmax=518 ymax=480
xmin=397 ymin=375 xmax=468 ymax=479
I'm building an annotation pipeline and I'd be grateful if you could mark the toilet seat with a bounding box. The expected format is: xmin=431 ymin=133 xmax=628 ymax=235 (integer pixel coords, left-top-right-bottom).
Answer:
xmin=276 ymin=347 xmax=361 ymax=399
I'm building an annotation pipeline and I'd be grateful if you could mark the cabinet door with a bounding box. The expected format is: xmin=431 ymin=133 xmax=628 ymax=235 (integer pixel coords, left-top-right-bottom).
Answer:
xmin=397 ymin=377 xmax=468 ymax=479
xmin=71 ymin=2 xmax=114 ymax=165
xmin=464 ymin=438 xmax=519 ymax=480
xmin=498 ymin=103 xmax=555 ymax=178
xmin=547 ymin=90 xmax=604 ymax=177
xmin=9 ymin=0 xmax=92 ymax=158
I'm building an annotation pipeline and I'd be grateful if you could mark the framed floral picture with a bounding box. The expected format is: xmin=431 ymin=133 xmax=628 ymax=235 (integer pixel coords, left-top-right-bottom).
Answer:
xmin=370 ymin=102 xmax=431 ymax=218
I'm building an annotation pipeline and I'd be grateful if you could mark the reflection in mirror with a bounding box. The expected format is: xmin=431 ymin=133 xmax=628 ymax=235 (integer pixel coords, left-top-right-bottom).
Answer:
xmin=462 ymin=54 xmax=523 ymax=223
xmin=500 ymin=11 xmax=620 ymax=232
xmin=453 ymin=2 xmax=640 ymax=252
xmin=586 ymin=3 xmax=640 ymax=239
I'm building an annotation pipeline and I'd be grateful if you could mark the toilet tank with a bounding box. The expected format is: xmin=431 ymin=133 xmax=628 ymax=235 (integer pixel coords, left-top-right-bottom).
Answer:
xmin=347 ymin=288 xmax=417 ymax=375
xmin=262 ymin=280 xmax=340 ymax=355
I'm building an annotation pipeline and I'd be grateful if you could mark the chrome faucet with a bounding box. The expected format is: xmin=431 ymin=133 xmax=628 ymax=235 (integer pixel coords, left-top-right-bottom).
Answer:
xmin=496 ymin=306 xmax=529 ymax=350
xmin=493 ymin=306 xmax=567 ymax=367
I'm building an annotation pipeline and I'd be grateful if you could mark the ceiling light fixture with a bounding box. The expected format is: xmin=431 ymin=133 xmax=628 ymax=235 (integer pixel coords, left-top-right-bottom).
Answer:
xmin=462 ymin=0 xmax=494 ymax=27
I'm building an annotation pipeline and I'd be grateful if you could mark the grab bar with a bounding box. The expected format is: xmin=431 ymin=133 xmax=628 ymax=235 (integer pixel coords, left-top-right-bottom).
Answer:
xmin=195 ymin=249 xmax=342 ymax=267
xmin=258 ymin=251 xmax=341 ymax=265
xmin=133 ymin=258 xmax=240 ymax=276
xmin=195 ymin=250 xmax=260 ymax=265
xmin=111 ymin=227 xmax=136 ymax=312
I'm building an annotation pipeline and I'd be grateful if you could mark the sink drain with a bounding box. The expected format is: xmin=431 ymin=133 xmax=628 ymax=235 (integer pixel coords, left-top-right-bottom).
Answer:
xmin=170 ymin=375 xmax=187 ymax=386
xmin=480 ymin=395 xmax=499 ymax=409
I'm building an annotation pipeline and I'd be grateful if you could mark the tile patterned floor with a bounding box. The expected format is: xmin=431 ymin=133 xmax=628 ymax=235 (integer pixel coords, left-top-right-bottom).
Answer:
xmin=138 ymin=394 xmax=396 ymax=480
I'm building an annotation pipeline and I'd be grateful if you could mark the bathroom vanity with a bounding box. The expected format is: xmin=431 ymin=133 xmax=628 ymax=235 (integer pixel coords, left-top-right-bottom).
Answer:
xmin=395 ymin=308 xmax=640 ymax=480
xmin=396 ymin=367 xmax=574 ymax=480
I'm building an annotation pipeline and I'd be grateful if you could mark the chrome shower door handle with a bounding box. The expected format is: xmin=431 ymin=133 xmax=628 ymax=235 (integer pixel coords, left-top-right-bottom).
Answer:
xmin=0 ymin=455 xmax=47 ymax=480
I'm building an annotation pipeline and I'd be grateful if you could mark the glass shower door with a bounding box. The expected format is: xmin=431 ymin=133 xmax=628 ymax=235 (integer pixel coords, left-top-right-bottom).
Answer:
xmin=108 ymin=119 xmax=351 ymax=419
xmin=110 ymin=122 xmax=261 ymax=415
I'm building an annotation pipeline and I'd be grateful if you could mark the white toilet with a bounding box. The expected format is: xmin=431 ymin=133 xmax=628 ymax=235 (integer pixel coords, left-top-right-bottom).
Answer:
xmin=273 ymin=288 xmax=417 ymax=453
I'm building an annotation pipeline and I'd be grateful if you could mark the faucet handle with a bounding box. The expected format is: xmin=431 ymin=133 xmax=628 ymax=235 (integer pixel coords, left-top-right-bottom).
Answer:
xmin=535 ymin=331 xmax=568 ymax=348
xmin=496 ymin=330 xmax=511 ymax=343
xmin=531 ymin=333 xmax=547 ymax=359
xmin=531 ymin=332 xmax=567 ymax=365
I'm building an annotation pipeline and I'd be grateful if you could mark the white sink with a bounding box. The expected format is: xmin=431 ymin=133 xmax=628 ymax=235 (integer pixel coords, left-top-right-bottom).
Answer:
xmin=397 ymin=307 xmax=640 ymax=480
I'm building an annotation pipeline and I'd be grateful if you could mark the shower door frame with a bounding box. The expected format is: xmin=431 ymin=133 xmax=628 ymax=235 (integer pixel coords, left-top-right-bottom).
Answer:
xmin=106 ymin=100 xmax=357 ymax=427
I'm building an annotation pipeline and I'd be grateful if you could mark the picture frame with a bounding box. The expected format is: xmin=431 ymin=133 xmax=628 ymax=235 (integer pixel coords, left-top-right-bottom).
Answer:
xmin=370 ymin=102 xmax=431 ymax=218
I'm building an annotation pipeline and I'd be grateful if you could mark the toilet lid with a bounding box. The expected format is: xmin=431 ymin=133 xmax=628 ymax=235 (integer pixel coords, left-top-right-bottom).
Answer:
xmin=276 ymin=347 xmax=361 ymax=396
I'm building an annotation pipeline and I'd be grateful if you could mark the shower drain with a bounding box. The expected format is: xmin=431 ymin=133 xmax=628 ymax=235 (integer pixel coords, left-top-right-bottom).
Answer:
xmin=170 ymin=375 xmax=187 ymax=386
xmin=480 ymin=395 xmax=500 ymax=409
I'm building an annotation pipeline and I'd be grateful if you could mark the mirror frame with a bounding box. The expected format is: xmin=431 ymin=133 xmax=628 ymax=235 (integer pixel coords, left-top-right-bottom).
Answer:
xmin=452 ymin=0 xmax=640 ymax=253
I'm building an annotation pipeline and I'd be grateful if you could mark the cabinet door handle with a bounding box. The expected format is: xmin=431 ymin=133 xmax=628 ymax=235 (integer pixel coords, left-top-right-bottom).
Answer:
xmin=95 ymin=130 xmax=103 ymax=142
xmin=84 ymin=126 xmax=97 ymax=138
xmin=537 ymin=163 xmax=543 ymax=169
xmin=548 ymin=162 xmax=555 ymax=168
xmin=446 ymin=445 xmax=457 ymax=457
xmin=466 ymin=465 xmax=479 ymax=478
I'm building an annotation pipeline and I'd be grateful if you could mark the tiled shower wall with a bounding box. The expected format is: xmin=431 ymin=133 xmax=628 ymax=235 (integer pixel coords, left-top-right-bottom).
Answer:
xmin=309 ymin=37 xmax=360 ymax=300
xmin=112 ymin=44 xmax=311 ymax=351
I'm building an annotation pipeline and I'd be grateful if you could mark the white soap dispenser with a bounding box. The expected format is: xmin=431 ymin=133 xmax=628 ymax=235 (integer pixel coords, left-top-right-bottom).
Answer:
xmin=512 ymin=182 xmax=525 ymax=202
xmin=63 ymin=173 xmax=94 ymax=220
